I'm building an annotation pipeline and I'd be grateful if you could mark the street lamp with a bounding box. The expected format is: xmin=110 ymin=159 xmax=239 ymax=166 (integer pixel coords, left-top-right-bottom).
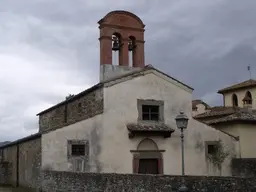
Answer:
xmin=175 ymin=111 xmax=189 ymax=192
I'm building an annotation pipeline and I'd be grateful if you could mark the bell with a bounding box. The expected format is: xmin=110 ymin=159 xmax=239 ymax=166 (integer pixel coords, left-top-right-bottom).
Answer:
xmin=112 ymin=39 xmax=120 ymax=51
xmin=128 ymin=41 xmax=134 ymax=51
xmin=128 ymin=41 xmax=136 ymax=51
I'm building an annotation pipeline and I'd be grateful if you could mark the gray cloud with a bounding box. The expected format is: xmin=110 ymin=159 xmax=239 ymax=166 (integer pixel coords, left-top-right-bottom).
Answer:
xmin=1 ymin=0 xmax=256 ymax=141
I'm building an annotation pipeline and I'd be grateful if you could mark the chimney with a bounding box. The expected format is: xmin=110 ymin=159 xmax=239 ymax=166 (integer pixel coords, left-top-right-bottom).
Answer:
xmin=98 ymin=10 xmax=146 ymax=82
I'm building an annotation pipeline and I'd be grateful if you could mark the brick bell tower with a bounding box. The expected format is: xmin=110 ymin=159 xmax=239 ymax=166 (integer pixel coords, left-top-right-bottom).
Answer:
xmin=98 ymin=10 xmax=145 ymax=81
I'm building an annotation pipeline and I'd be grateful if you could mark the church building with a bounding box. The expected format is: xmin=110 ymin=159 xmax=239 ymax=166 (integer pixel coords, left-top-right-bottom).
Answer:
xmin=39 ymin=11 xmax=238 ymax=176
xmin=0 ymin=10 xmax=242 ymax=189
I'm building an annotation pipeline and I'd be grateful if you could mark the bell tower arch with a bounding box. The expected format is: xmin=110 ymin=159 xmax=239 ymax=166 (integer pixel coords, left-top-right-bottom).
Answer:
xmin=98 ymin=10 xmax=146 ymax=81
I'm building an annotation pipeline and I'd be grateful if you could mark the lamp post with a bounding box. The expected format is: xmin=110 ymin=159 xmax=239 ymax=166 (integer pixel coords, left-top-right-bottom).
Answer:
xmin=175 ymin=111 xmax=189 ymax=192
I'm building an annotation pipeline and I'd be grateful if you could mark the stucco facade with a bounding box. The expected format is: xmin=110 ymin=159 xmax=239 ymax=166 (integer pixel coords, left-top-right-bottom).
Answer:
xmin=214 ymin=123 xmax=256 ymax=158
xmin=42 ymin=71 xmax=238 ymax=176
xmin=192 ymin=103 xmax=208 ymax=117
xmin=222 ymin=87 xmax=256 ymax=108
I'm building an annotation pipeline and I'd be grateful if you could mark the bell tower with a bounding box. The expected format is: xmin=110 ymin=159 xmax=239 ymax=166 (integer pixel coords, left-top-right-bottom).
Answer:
xmin=98 ymin=10 xmax=145 ymax=81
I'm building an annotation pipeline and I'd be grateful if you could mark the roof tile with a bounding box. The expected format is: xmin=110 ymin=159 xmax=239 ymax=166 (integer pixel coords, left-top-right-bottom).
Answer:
xmin=127 ymin=123 xmax=175 ymax=132
xmin=218 ymin=79 xmax=256 ymax=93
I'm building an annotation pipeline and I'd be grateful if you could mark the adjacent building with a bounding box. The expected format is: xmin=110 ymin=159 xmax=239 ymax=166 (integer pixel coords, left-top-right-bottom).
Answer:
xmin=194 ymin=79 xmax=256 ymax=158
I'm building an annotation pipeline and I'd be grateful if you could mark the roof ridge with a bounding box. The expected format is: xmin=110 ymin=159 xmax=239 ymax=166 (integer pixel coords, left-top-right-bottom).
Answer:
xmin=218 ymin=79 xmax=256 ymax=94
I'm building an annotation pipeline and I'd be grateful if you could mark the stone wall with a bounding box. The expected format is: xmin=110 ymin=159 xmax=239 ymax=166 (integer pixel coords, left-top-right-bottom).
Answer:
xmin=0 ymin=161 xmax=10 ymax=185
xmin=0 ymin=134 xmax=41 ymax=189
xmin=232 ymin=158 xmax=256 ymax=177
xmin=18 ymin=137 xmax=41 ymax=189
xmin=2 ymin=145 xmax=17 ymax=186
xmin=41 ymin=171 xmax=256 ymax=192
xmin=39 ymin=87 xmax=104 ymax=133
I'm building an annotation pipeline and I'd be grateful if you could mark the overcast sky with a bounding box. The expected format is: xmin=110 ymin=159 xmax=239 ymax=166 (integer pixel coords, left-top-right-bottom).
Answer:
xmin=1 ymin=0 xmax=256 ymax=141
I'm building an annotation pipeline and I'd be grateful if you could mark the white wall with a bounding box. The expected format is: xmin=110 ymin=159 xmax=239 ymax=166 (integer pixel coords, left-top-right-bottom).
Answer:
xmin=41 ymin=114 xmax=104 ymax=172
xmin=41 ymin=71 xmax=238 ymax=176
xmin=192 ymin=103 xmax=207 ymax=116
xmin=100 ymin=72 xmax=238 ymax=176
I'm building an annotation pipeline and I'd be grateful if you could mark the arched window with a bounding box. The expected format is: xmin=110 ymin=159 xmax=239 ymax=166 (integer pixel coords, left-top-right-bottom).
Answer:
xmin=232 ymin=94 xmax=238 ymax=107
xmin=112 ymin=33 xmax=122 ymax=65
xmin=128 ymin=36 xmax=136 ymax=67
xmin=243 ymin=91 xmax=252 ymax=105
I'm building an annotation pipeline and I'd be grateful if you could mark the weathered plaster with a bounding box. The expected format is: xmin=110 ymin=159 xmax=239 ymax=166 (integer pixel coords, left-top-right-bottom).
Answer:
xmin=41 ymin=72 xmax=238 ymax=176
xmin=222 ymin=87 xmax=256 ymax=109
xmin=41 ymin=114 xmax=103 ymax=173
xmin=100 ymin=72 xmax=238 ymax=176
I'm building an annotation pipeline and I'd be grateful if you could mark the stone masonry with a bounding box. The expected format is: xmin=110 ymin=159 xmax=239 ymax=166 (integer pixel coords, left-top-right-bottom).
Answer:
xmin=39 ymin=87 xmax=104 ymax=133
xmin=232 ymin=158 xmax=256 ymax=177
xmin=41 ymin=171 xmax=256 ymax=192
xmin=0 ymin=134 xmax=41 ymax=189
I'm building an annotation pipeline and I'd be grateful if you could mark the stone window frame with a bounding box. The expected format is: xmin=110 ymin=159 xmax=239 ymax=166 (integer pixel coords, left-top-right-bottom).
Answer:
xmin=137 ymin=99 xmax=164 ymax=123
xmin=131 ymin=150 xmax=165 ymax=174
xmin=67 ymin=140 xmax=89 ymax=161
xmin=205 ymin=141 xmax=219 ymax=157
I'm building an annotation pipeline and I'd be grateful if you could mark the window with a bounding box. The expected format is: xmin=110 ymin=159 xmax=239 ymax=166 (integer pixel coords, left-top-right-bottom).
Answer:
xmin=232 ymin=94 xmax=238 ymax=107
xmin=207 ymin=144 xmax=217 ymax=155
xmin=71 ymin=144 xmax=85 ymax=156
xmin=205 ymin=141 xmax=218 ymax=156
xmin=243 ymin=91 xmax=252 ymax=105
xmin=137 ymin=99 xmax=164 ymax=122
xmin=142 ymin=105 xmax=159 ymax=121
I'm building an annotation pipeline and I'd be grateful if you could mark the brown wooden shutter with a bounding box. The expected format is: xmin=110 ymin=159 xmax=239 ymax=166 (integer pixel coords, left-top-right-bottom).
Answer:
xmin=133 ymin=157 xmax=140 ymax=173
xmin=158 ymin=158 xmax=163 ymax=174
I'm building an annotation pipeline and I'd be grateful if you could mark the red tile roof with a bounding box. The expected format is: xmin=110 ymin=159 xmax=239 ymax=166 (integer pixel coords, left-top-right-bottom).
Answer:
xmin=192 ymin=99 xmax=210 ymax=110
xmin=218 ymin=79 xmax=256 ymax=94
xmin=205 ymin=110 xmax=256 ymax=125
xmin=194 ymin=106 xmax=239 ymax=118
xmin=194 ymin=106 xmax=256 ymax=125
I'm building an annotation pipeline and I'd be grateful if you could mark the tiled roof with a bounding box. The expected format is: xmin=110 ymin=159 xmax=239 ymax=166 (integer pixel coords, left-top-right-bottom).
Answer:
xmin=192 ymin=99 xmax=210 ymax=110
xmin=205 ymin=110 xmax=256 ymax=125
xmin=194 ymin=106 xmax=240 ymax=118
xmin=126 ymin=123 xmax=175 ymax=133
xmin=194 ymin=105 xmax=256 ymax=125
xmin=218 ymin=79 xmax=256 ymax=94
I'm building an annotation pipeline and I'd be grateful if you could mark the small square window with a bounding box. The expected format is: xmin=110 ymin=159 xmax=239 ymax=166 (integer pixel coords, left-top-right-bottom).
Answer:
xmin=207 ymin=144 xmax=217 ymax=155
xmin=142 ymin=105 xmax=159 ymax=121
xmin=71 ymin=144 xmax=85 ymax=156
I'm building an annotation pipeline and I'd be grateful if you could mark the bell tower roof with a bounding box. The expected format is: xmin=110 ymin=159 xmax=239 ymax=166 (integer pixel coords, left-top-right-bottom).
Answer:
xmin=98 ymin=10 xmax=145 ymax=28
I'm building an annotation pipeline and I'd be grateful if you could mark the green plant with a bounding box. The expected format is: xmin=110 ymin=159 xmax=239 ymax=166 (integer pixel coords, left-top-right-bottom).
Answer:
xmin=207 ymin=140 xmax=229 ymax=170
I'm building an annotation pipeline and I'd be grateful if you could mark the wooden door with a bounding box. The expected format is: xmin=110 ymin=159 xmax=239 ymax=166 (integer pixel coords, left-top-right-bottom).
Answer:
xmin=138 ymin=159 xmax=159 ymax=174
